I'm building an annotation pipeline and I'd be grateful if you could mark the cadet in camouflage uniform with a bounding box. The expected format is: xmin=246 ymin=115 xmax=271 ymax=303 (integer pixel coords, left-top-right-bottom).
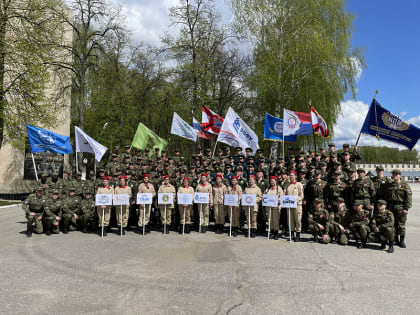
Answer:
xmin=78 ymin=190 xmax=97 ymax=233
xmin=23 ymin=187 xmax=46 ymax=237
xmin=306 ymin=170 xmax=327 ymax=212
xmin=349 ymin=200 xmax=370 ymax=248
xmin=62 ymin=188 xmax=82 ymax=233
xmin=46 ymin=170 xmax=64 ymax=193
xmin=351 ymin=168 xmax=375 ymax=211
xmin=371 ymin=200 xmax=394 ymax=253
xmin=329 ymin=197 xmax=350 ymax=245
xmin=43 ymin=189 xmax=63 ymax=235
xmin=308 ymin=199 xmax=330 ymax=244
xmin=371 ymin=165 xmax=390 ymax=203
xmin=256 ymin=168 xmax=269 ymax=235
xmin=385 ymin=169 xmax=412 ymax=248
xmin=324 ymin=171 xmax=348 ymax=211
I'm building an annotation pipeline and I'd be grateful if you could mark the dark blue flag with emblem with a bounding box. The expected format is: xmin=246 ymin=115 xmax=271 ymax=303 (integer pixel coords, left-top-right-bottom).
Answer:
xmin=263 ymin=113 xmax=297 ymax=142
xmin=360 ymin=99 xmax=420 ymax=150
xmin=26 ymin=124 xmax=73 ymax=154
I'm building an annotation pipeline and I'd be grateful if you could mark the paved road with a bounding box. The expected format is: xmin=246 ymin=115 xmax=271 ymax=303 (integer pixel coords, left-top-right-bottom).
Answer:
xmin=1 ymin=185 xmax=420 ymax=314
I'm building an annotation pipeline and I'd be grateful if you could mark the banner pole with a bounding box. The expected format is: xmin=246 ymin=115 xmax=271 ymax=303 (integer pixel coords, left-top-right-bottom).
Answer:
xmin=211 ymin=140 xmax=218 ymax=159
xmin=31 ymin=153 xmax=39 ymax=181
xmin=288 ymin=208 xmax=292 ymax=243
xmin=76 ymin=152 xmax=79 ymax=174
xmin=183 ymin=206 xmax=186 ymax=235
xmin=101 ymin=208 xmax=104 ymax=238
xmin=199 ymin=204 xmax=202 ymax=234
xmin=268 ymin=207 xmax=271 ymax=240
xmin=354 ymin=90 xmax=379 ymax=148
xmin=143 ymin=205 xmax=146 ymax=236
xmin=164 ymin=205 xmax=167 ymax=235
xmin=230 ymin=206 xmax=233 ymax=238
xmin=120 ymin=205 xmax=123 ymax=236
xmin=248 ymin=206 xmax=251 ymax=239
xmin=282 ymin=130 xmax=285 ymax=158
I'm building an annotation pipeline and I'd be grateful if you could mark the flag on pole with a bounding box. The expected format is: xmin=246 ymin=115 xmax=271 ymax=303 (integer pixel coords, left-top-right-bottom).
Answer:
xmin=202 ymin=106 xmax=224 ymax=134
xmin=26 ymin=124 xmax=72 ymax=154
xmin=217 ymin=107 xmax=259 ymax=154
xmin=75 ymin=127 xmax=108 ymax=163
xmin=171 ymin=112 xmax=198 ymax=142
xmin=263 ymin=113 xmax=297 ymax=142
xmin=131 ymin=123 xmax=168 ymax=153
xmin=193 ymin=117 xmax=217 ymax=139
xmin=310 ymin=106 xmax=329 ymax=137
xmin=283 ymin=109 xmax=313 ymax=136
xmin=360 ymin=99 xmax=420 ymax=150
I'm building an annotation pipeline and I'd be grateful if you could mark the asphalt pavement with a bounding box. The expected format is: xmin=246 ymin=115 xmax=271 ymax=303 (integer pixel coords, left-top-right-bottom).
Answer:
xmin=1 ymin=185 xmax=420 ymax=314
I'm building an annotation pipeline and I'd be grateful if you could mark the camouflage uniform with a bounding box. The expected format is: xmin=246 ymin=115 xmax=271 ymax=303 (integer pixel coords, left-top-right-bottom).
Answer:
xmin=23 ymin=189 xmax=46 ymax=236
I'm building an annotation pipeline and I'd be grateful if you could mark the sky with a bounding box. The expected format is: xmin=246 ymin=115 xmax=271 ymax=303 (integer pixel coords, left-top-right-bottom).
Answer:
xmin=114 ymin=0 xmax=420 ymax=151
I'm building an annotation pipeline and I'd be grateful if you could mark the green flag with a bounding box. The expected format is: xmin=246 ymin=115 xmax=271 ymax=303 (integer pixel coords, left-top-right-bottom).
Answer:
xmin=131 ymin=123 xmax=168 ymax=153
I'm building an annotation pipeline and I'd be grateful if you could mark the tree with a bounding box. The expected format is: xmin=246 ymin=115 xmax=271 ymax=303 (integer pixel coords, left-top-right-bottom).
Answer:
xmin=0 ymin=0 xmax=68 ymax=149
xmin=231 ymin=0 xmax=365 ymax=156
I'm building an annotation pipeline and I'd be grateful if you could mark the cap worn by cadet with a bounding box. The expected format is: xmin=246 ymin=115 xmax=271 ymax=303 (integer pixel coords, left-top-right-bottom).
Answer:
xmin=52 ymin=189 xmax=59 ymax=195
xmin=377 ymin=199 xmax=387 ymax=205
xmin=328 ymin=143 xmax=335 ymax=147
xmin=256 ymin=149 xmax=263 ymax=154
xmin=376 ymin=165 xmax=384 ymax=171
xmin=235 ymin=167 xmax=243 ymax=172
xmin=69 ymin=187 xmax=76 ymax=192
xmin=315 ymin=170 xmax=322 ymax=175
xmin=245 ymin=147 xmax=252 ymax=152
xmin=41 ymin=171 xmax=48 ymax=177
xmin=336 ymin=197 xmax=345 ymax=203
xmin=314 ymin=198 xmax=323 ymax=204
xmin=36 ymin=186 xmax=44 ymax=191
xmin=357 ymin=168 xmax=365 ymax=173
xmin=89 ymin=171 xmax=95 ymax=175
xmin=343 ymin=143 xmax=349 ymax=147
xmin=334 ymin=170 xmax=342 ymax=175
xmin=392 ymin=169 xmax=401 ymax=174
xmin=354 ymin=200 xmax=364 ymax=206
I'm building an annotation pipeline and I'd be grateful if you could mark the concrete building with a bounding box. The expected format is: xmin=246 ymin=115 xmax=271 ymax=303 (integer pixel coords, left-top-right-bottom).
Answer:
xmin=356 ymin=163 xmax=420 ymax=182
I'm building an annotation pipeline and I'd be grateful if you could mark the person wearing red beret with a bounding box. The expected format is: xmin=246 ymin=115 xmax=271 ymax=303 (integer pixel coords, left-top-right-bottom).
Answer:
xmin=137 ymin=174 xmax=156 ymax=234
xmin=195 ymin=173 xmax=213 ymax=233
xmin=114 ymin=176 xmax=132 ymax=235
xmin=264 ymin=176 xmax=284 ymax=240
xmin=243 ymin=175 xmax=262 ymax=238
xmin=286 ymin=170 xmax=304 ymax=242
xmin=227 ymin=176 xmax=242 ymax=237
xmin=157 ymin=175 xmax=176 ymax=234
xmin=213 ymin=174 xmax=227 ymax=234
xmin=96 ymin=176 xmax=114 ymax=236
xmin=177 ymin=177 xmax=195 ymax=234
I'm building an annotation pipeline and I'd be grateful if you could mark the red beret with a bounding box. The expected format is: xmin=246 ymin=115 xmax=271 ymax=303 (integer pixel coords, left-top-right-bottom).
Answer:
xmin=289 ymin=170 xmax=297 ymax=175
xmin=201 ymin=173 xmax=208 ymax=177
xmin=216 ymin=174 xmax=223 ymax=179
xmin=102 ymin=176 xmax=110 ymax=181
xmin=184 ymin=177 xmax=189 ymax=181
xmin=249 ymin=174 xmax=256 ymax=179
xmin=119 ymin=175 xmax=127 ymax=180
xmin=232 ymin=176 xmax=239 ymax=180
xmin=143 ymin=174 xmax=150 ymax=178
xmin=269 ymin=176 xmax=277 ymax=180
xmin=163 ymin=175 xmax=170 ymax=179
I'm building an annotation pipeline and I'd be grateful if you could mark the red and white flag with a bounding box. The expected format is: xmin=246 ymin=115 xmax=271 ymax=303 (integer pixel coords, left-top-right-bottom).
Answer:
xmin=202 ymin=106 xmax=224 ymax=134
xmin=310 ymin=106 xmax=329 ymax=137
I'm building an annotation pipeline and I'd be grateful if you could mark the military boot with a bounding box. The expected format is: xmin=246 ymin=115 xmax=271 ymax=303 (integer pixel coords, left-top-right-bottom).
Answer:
xmin=313 ymin=234 xmax=318 ymax=243
xmin=356 ymin=239 xmax=363 ymax=249
xmin=274 ymin=230 xmax=279 ymax=240
xmin=250 ymin=228 xmax=256 ymax=238
xmin=63 ymin=224 xmax=69 ymax=234
xmin=202 ymin=226 xmax=207 ymax=233
xmin=102 ymin=228 xmax=107 ymax=237
xmin=362 ymin=238 xmax=368 ymax=248
xmin=295 ymin=232 xmax=300 ymax=242
xmin=26 ymin=225 xmax=33 ymax=238
xmin=269 ymin=230 xmax=274 ymax=239
xmin=215 ymin=224 xmax=221 ymax=234
xmin=291 ymin=231 xmax=295 ymax=241
xmin=122 ymin=228 xmax=126 ymax=235
xmin=186 ymin=224 xmax=191 ymax=234
xmin=399 ymin=235 xmax=406 ymax=248
xmin=388 ymin=242 xmax=394 ymax=253
xmin=232 ymin=227 xmax=238 ymax=237
xmin=45 ymin=229 xmax=52 ymax=236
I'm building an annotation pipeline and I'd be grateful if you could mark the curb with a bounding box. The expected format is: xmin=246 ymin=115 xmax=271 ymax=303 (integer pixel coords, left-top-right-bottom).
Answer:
xmin=0 ymin=203 xmax=22 ymax=209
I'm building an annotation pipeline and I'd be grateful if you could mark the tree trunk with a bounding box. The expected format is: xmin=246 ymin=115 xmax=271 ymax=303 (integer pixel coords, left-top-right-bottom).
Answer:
xmin=0 ymin=7 xmax=7 ymax=149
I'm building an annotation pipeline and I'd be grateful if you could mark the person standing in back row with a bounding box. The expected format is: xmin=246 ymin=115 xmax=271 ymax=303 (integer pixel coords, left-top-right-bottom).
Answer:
xmin=195 ymin=173 xmax=213 ymax=233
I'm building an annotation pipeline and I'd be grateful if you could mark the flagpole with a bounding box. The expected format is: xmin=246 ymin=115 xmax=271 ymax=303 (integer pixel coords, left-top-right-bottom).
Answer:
xmin=211 ymin=140 xmax=218 ymax=159
xmin=354 ymin=90 xmax=379 ymax=148
xmin=31 ymin=153 xmax=39 ymax=181
xmin=309 ymin=101 xmax=317 ymax=153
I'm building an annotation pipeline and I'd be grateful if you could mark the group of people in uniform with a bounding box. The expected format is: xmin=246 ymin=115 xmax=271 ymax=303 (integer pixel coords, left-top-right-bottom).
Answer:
xmin=23 ymin=143 xmax=413 ymax=253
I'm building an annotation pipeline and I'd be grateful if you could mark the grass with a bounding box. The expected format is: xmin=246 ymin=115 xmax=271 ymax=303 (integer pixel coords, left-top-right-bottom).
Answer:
xmin=0 ymin=200 xmax=21 ymax=207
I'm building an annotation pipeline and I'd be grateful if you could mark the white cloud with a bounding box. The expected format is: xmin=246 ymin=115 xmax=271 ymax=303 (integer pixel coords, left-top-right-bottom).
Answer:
xmin=400 ymin=111 xmax=407 ymax=117
xmin=333 ymin=100 xmax=420 ymax=151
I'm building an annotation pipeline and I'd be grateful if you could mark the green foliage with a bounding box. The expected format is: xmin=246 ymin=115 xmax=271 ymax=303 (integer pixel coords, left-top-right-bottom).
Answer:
xmin=357 ymin=146 xmax=419 ymax=164
xmin=0 ymin=0 xmax=67 ymax=149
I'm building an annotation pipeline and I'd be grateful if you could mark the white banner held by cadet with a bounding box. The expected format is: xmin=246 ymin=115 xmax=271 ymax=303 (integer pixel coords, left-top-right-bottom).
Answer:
xmin=224 ymin=194 xmax=238 ymax=207
xmin=217 ymin=107 xmax=260 ymax=155
xmin=137 ymin=193 xmax=153 ymax=205
xmin=178 ymin=193 xmax=193 ymax=205
xmin=113 ymin=194 xmax=130 ymax=205
xmin=280 ymin=195 xmax=298 ymax=208
xmin=171 ymin=112 xmax=198 ymax=142
xmin=158 ymin=193 xmax=174 ymax=205
xmin=194 ymin=192 xmax=210 ymax=204
xmin=263 ymin=194 xmax=278 ymax=207
xmin=241 ymin=194 xmax=257 ymax=206
xmin=95 ymin=194 xmax=113 ymax=206
xmin=75 ymin=126 xmax=108 ymax=163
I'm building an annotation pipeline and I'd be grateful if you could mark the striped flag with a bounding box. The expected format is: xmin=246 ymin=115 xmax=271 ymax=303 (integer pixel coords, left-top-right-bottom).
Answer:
xmin=193 ymin=117 xmax=217 ymax=139
xmin=310 ymin=106 xmax=329 ymax=137
xmin=202 ymin=106 xmax=224 ymax=134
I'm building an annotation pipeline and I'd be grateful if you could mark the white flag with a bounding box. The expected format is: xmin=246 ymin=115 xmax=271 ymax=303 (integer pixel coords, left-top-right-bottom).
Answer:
xmin=75 ymin=126 xmax=108 ymax=163
xmin=170 ymin=112 xmax=198 ymax=142
xmin=217 ymin=107 xmax=259 ymax=154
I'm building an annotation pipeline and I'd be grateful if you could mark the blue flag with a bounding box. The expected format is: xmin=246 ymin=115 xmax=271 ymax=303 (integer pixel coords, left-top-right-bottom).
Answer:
xmin=361 ymin=99 xmax=420 ymax=150
xmin=26 ymin=124 xmax=73 ymax=154
xmin=263 ymin=113 xmax=297 ymax=142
